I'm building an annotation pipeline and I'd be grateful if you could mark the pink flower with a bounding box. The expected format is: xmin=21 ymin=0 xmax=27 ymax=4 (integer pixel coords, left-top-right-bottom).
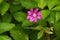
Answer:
xmin=27 ymin=8 xmax=42 ymax=22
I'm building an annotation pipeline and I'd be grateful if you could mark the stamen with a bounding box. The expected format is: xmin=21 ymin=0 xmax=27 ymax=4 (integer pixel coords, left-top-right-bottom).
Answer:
xmin=33 ymin=13 xmax=36 ymax=17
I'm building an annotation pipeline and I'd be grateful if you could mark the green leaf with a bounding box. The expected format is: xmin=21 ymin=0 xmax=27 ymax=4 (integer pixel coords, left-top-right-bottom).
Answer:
xmin=1 ymin=14 xmax=12 ymax=23
xmin=53 ymin=37 xmax=60 ymax=40
xmin=46 ymin=0 xmax=58 ymax=10
xmin=1 ymin=2 xmax=10 ymax=15
xmin=37 ymin=20 xmax=47 ymax=27
xmin=0 ymin=0 xmax=3 ymax=4
xmin=53 ymin=5 xmax=60 ymax=11
xmin=20 ymin=0 xmax=37 ymax=9
xmin=38 ymin=37 xmax=44 ymax=40
xmin=12 ymin=0 xmax=21 ymax=5
xmin=10 ymin=5 xmax=22 ymax=13
xmin=34 ymin=26 xmax=43 ymax=30
xmin=22 ymin=20 xmax=34 ymax=27
xmin=41 ymin=10 xmax=50 ymax=20
xmin=54 ymin=21 xmax=60 ymax=37
xmin=38 ymin=0 xmax=46 ymax=9
xmin=56 ymin=12 xmax=60 ymax=22
xmin=47 ymin=12 xmax=55 ymax=23
xmin=0 ymin=35 xmax=12 ymax=40
xmin=44 ymin=27 xmax=53 ymax=34
xmin=37 ymin=30 xmax=43 ymax=39
xmin=10 ymin=26 xmax=28 ymax=40
xmin=0 ymin=23 xmax=15 ymax=34
xmin=30 ymin=30 xmax=38 ymax=40
xmin=13 ymin=12 xmax=26 ymax=22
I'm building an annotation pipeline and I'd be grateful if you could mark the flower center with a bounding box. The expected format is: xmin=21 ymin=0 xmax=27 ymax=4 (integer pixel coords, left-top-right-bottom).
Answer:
xmin=33 ymin=13 xmax=36 ymax=17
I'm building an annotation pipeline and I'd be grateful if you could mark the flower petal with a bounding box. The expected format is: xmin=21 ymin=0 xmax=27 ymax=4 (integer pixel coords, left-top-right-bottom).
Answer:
xmin=27 ymin=16 xmax=31 ymax=19
xmin=33 ymin=18 xmax=37 ymax=22
xmin=27 ymin=11 xmax=32 ymax=15
xmin=37 ymin=15 xmax=42 ymax=19
xmin=34 ymin=8 xmax=39 ymax=13
xmin=30 ymin=17 xmax=34 ymax=22
xmin=37 ymin=12 xmax=42 ymax=16
xmin=30 ymin=8 xmax=33 ymax=12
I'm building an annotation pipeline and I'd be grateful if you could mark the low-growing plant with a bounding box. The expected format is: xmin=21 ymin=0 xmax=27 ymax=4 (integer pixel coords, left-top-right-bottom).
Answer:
xmin=0 ymin=0 xmax=60 ymax=40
